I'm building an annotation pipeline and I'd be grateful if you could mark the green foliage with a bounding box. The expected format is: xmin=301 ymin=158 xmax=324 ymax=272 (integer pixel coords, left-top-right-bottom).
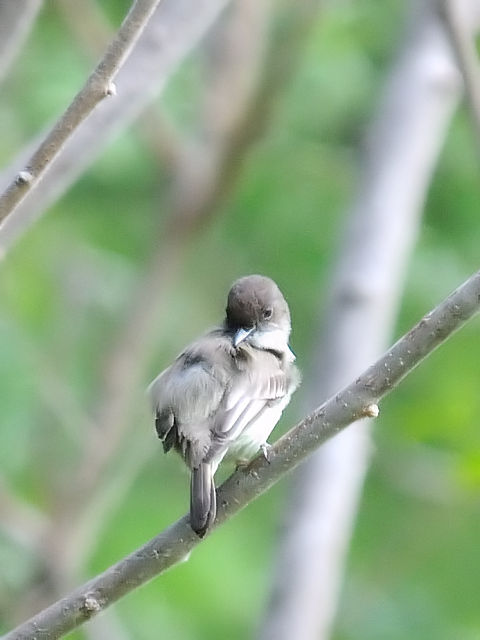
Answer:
xmin=1 ymin=1 xmax=480 ymax=638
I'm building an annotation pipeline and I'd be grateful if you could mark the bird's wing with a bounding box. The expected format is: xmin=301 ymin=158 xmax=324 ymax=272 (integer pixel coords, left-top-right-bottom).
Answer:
xmin=148 ymin=336 xmax=231 ymax=468
xmin=206 ymin=351 xmax=290 ymax=462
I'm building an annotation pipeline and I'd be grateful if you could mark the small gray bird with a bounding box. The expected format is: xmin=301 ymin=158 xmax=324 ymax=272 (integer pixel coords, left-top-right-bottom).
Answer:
xmin=148 ymin=275 xmax=300 ymax=536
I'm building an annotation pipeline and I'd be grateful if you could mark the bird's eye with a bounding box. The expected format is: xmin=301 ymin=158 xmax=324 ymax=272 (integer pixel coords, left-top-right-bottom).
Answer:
xmin=263 ymin=308 xmax=273 ymax=320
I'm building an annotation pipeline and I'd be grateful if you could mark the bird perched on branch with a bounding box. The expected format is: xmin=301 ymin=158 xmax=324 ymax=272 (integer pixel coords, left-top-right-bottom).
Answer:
xmin=149 ymin=275 xmax=300 ymax=536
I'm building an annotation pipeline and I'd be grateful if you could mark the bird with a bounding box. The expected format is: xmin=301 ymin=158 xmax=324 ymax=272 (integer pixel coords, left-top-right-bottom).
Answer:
xmin=148 ymin=275 xmax=300 ymax=536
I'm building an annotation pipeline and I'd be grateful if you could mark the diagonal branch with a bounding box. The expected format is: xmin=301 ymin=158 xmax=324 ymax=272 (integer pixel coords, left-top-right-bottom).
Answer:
xmin=4 ymin=268 xmax=480 ymax=640
xmin=0 ymin=0 xmax=230 ymax=255
xmin=0 ymin=0 xmax=163 ymax=225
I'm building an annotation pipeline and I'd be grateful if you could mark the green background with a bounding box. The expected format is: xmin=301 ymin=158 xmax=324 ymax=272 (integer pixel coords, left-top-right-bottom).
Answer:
xmin=1 ymin=1 xmax=480 ymax=638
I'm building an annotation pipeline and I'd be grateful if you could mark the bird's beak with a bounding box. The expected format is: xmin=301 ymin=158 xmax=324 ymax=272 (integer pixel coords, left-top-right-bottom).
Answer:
xmin=234 ymin=326 xmax=255 ymax=347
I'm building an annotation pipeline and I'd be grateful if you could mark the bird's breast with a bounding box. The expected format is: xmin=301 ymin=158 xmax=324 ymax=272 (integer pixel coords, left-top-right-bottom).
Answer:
xmin=224 ymin=394 xmax=291 ymax=463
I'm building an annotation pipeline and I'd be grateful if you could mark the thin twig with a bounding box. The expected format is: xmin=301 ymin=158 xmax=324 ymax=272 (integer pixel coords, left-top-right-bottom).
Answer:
xmin=0 ymin=0 xmax=231 ymax=254
xmin=0 ymin=0 xmax=163 ymax=225
xmin=4 ymin=268 xmax=480 ymax=640
xmin=439 ymin=0 xmax=480 ymax=150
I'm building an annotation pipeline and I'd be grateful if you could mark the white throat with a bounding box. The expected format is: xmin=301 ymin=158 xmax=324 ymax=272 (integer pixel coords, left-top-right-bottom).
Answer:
xmin=249 ymin=327 xmax=295 ymax=361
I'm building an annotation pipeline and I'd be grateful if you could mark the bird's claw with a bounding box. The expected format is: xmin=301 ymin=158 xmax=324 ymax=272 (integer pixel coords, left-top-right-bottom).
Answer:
xmin=235 ymin=458 xmax=250 ymax=472
xmin=260 ymin=443 xmax=273 ymax=463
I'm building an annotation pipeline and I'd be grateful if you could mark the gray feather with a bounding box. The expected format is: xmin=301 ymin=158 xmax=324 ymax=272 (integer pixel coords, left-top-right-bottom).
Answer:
xmin=155 ymin=408 xmax=174 ymax=440
xmin=190 ymin=462 xmax=216 ymax=537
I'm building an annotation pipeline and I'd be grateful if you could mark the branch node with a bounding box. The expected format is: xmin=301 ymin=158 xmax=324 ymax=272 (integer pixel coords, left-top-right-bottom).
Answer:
xmin=16 ymin=170 xmax=33 ymax=185
xmin=82 ymin=594 xmax=102 ymax=617
xmin=105 ymin=81 xmax=117 ymax=96
xmin=362 ymin=403 xmax=380 ymax=418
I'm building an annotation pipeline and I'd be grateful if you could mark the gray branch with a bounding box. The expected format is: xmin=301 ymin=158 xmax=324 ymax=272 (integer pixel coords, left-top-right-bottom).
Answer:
xmin=0 ymin=0 xmax=229 ymax=255
xmin=4 ymin=268 xmax=480 ymax=640
xmin=0 ymin=0 xmax=163 ymax=225
xmin=0 ymin=0 xmax=42 ymax=86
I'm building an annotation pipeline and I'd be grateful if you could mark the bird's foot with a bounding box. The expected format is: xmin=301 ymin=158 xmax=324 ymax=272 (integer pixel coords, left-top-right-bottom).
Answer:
xmin=235 ymin=458 xmax=250 ymax=472
xmin=259 ymin=443 xmax=273 ymax=464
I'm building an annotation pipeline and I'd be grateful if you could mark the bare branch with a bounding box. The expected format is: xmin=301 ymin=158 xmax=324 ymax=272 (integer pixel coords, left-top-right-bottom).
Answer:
xmin=0 ymin=0 xmax=163 ymax=225
xmin=0 ymin=0 xmax=42 ymax=85
xmin=439 ymin=0 xmax=480 ymax=150
xmin=0 ymin=0 xmax=230 ymax=255
xmin=4 ymin=269 xmax=480 ymax=640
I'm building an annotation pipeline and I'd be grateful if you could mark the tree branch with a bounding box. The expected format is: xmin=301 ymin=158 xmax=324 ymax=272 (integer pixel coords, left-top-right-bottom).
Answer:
xmin=0 ymin=0 xmax=163 ymax=225
xmin=4 ymin=268 xmax=480 ymax=640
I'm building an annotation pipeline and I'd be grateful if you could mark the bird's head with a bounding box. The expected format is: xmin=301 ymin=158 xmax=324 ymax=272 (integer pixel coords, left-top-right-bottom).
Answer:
xmin=225 ymin=275 xmax=292 ymax=352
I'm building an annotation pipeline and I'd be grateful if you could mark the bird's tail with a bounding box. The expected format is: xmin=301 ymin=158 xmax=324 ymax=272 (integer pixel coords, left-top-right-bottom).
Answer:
xmin=190 ymin=462 xmax=216 ymax=537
